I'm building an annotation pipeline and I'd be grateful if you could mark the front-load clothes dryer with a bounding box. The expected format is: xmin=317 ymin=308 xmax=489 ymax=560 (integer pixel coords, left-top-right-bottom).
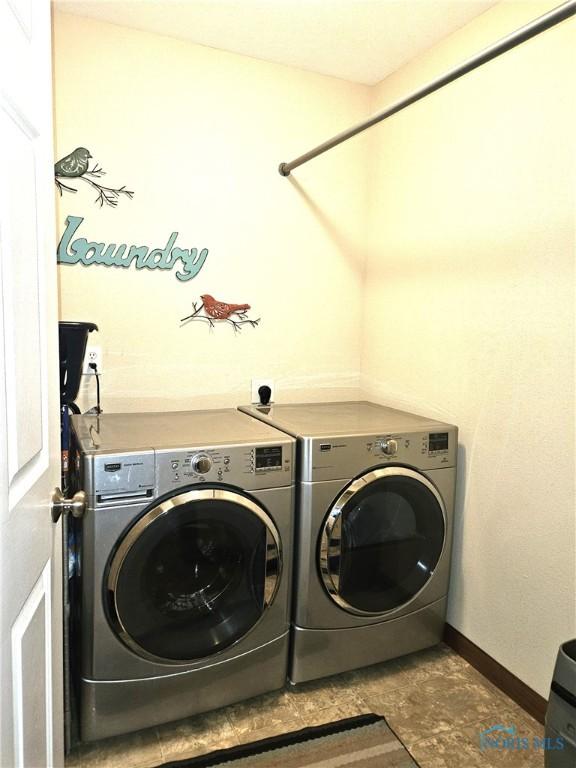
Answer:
xmin=238 ymin=401 xmax=457 ymax=685
xmin=70 ymin=409 xmax=295 ymax=741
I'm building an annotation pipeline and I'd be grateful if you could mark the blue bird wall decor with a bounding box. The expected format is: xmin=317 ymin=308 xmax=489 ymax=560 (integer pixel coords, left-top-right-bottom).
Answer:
xmin=54 ymin=147 xmax=134 ymax=208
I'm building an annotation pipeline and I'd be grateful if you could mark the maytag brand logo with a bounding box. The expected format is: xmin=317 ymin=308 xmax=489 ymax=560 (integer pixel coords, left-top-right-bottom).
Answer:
xmin=104 ymin=463 xmax=122 ymax=473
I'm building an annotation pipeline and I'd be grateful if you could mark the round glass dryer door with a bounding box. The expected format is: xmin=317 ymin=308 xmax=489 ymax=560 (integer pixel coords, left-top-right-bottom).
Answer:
xmin=106 ymin=488 xmax=282 ymax=663
xmin=319 ymin=467 xmax=445 ymax=615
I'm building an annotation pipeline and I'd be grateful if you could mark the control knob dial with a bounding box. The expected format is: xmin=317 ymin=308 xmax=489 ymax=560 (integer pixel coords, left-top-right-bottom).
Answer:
xmin=380 ymin=439 xmax=398 ymax=456
xmin=192 ymin=454 xmax=212 ymax=474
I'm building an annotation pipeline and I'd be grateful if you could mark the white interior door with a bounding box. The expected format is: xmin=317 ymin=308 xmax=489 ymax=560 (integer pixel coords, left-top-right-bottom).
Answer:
xmin=0 ymin=0 xmax=64 ymax=766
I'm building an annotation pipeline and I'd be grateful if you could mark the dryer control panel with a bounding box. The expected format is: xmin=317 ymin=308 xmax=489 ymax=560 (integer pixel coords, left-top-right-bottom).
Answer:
xmin=304 ymin=427 xmax=458 ymax=482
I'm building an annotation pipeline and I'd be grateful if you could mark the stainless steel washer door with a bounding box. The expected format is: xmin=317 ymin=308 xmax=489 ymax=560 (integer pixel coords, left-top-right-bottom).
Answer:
xmin=106 ymin=488 xmax=282 ymax=664
xmin=319 ymin=467 xmax=446 ymax=616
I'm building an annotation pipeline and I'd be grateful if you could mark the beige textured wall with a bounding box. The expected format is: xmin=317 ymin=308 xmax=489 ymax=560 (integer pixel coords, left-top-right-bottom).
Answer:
xmin=363 ymin=1 xmax=576 ymax=696
xmin=53 ymin=12 xmax=370 ymax=412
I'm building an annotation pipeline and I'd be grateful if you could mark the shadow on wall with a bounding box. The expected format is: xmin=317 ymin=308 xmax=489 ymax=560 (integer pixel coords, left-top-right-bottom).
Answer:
xmin=288 ymin=176 xmax=361 ymax=269
xmin=447 ymin=441 xmax=467 ymax=626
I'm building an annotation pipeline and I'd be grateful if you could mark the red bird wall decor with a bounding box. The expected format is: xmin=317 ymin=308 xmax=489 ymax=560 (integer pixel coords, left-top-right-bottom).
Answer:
xmin=181 ymin=295 xmax=260 ymax=331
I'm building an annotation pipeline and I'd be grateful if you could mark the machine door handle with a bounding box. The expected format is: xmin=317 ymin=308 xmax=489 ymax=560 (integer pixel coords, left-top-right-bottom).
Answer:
xmin=51 ymin=488 xmax=86 ymax=523
xmin=263 ymin=527 xmax=281 ymax=609
xmin=320 ymin=509 xmax=342 ymax=595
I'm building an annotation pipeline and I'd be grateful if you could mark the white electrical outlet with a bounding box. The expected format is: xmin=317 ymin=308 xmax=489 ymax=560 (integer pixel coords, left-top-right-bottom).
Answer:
xmin=251 ymin=379 xmax=274 ymax=405
xmin=83 ymin=346 xmax=103 ymax=375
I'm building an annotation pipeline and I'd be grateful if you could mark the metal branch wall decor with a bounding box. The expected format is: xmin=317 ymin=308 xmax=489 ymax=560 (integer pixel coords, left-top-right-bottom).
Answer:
xmin=181 ymin=295 xmax=260 ymax=332
xmin=55 ymin=145 xmax=259 ymax=330
xmin=54 ymin=147 xmax=133 ymax=208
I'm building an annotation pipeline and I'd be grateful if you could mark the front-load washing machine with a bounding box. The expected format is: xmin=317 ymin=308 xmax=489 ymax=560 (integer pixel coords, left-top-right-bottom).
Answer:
xmin=69 ymin=409 xmax=295 ymax=741
xmin=238 ymin=401 xmax=457 ymax=684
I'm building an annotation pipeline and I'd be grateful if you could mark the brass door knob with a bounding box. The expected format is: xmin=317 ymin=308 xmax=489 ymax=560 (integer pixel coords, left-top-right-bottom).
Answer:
xmin=51 ymin=488 xmax=86 ymax=523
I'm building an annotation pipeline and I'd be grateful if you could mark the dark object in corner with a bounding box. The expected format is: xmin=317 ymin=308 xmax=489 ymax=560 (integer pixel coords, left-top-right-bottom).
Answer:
xmin=545 ymin=639 xmax=576 ymax=767
xmin=258 ymin=385 xmax=272 ymax=406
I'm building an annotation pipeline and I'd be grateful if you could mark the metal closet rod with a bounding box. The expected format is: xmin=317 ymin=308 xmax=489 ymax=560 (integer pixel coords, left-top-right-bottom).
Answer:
xmin=278 ymin=0 xmax=576 ymax=177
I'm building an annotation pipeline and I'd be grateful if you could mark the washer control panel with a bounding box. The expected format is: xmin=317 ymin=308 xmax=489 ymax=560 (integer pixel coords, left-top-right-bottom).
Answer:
xmin=255 ymin=446 xmax=283 ymax=471
xmin=157 ymin=441 xmax=294 ymax=491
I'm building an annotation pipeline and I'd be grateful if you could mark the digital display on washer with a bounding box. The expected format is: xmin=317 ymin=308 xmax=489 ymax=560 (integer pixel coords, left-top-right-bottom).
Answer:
xmin=429 ymin=433 xmax=449 ymax=452
xmin=255 ymin=446 xmax=282 ymax=470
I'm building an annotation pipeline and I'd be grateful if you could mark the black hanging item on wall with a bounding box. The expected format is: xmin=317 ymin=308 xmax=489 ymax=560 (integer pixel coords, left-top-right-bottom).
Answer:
xmin=58 ymin=321 xmax=98 ymax=492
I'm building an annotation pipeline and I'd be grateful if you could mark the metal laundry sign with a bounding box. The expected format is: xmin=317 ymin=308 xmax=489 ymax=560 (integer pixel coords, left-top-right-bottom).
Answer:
xmin=57 ymin=215 xmax=209 ymax=282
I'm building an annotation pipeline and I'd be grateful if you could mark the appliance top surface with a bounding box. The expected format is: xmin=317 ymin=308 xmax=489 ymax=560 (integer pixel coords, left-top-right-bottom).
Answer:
xmin=239 ymin=401 xmax=455 ymax=438
xmin=71 ymin=408 xmax=293 ymax=454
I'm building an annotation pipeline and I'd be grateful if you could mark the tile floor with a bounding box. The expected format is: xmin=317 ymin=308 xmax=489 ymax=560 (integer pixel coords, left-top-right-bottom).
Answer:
xmin=66 ymin=644 xmax=545 ymax=768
